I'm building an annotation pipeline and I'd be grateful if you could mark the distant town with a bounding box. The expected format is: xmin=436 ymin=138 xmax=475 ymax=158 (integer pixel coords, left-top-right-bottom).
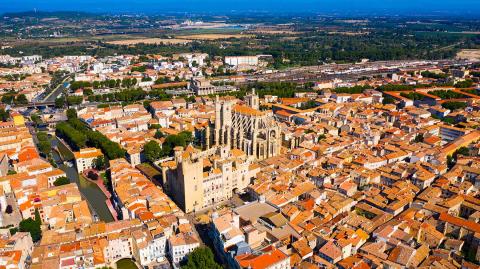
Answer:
xmin=0 ymin=10 xmax=480 ymax=269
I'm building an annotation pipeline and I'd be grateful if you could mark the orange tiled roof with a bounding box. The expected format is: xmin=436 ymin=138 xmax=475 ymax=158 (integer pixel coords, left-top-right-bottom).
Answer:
xmin=236 ymin=246 xmax=288 ymax=269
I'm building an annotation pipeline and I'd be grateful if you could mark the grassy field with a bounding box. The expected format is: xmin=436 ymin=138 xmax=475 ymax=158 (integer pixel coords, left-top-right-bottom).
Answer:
xmin=116 ymin=259 xmax=138 ymax=269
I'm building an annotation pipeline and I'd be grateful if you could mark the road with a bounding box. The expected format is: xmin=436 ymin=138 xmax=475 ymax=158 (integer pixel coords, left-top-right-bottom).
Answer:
xmin=42 ymin=75 xmax=71 ymax=103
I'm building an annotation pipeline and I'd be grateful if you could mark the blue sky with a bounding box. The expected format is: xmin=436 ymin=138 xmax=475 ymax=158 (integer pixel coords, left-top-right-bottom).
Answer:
xmin=1 ymin=0 xmax=479 ymax=16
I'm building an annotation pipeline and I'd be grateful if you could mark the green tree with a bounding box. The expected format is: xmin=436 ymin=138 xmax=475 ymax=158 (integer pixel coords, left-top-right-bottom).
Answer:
xmin=19 ymin=209 xmax=42 ymax=242
xmin=160 ymin=131 xmax=193 ymax=157
xmin=83 ymin=89 xmax=94 ymax=96
xmin=14 ymin=94 xmax=28 ymax=105
xmin=36 ymin=132 xmax=51 ymax=155
xmin=1 ymin=95 xmax=14 ymax=104
xmin=70 ymin=81 xmax=92 ymax=91
xmin=66 ymin=108 xmax=77 ymax=120
xmin=447 ymin=155 xmax=455 ymax=168
xmin=30 ymin=113 xmax=43 ymax=126
xmin=382 ymin=96 xmax=395 ymax=105
xmin=131 ymin=65 xmax=146 ymax=72
xmin=333 ymin=85 xmax=370 ymax=94
xmin=56 ymin=122 xmax=87 ymax=150
xmin=178 ymin=131 xmax=193 ymax=145
xmin=429 ymin=90 xmax=465 ymax=99
xmin=181 ymin=247 xmax=222 ymax=269
xmin=84 ymin=129 xmax=125 ymax=160
xmin=149 ymin=124 xmax=161 ymax=130
xmin=442 ymin=101 xmax=467 ymax=111
xmin=144 ymin=140 xmax=162 ymax=162
xmin=421 ymin=71 xmax=448 ymax=79
xmin=454 ymin=147 xmax=470 ymax=158
xmin=9 ymin=227 xmax=18 ymax=236
xmin=55 ymin=97 xmax=65 ymax=108
xmin=400 ymin=92 xmax=425 ymax=101
xmin=67 ymin=96 xmax=83 ymax=106
xmin=34 ymin=208 xmax=41 ymax=224
xmin=414 ymin=134 xmax=424 ymax=143
xmin=154 ymin=130 xmax=164 ymax=139
xmin=454 ymin=79 xmax=473 ymax=88
xmin=53 ymin=176 xmax=70 ymax=186
xmin=143 ymin=100 xmax=152 ymax=109
xmin=93 ymin=156 xmax=107 ymax=170
xmin=0 ymin=108 xmax=9 ymax=122
xmin=38 ymin=140 xmax=51 ymax=155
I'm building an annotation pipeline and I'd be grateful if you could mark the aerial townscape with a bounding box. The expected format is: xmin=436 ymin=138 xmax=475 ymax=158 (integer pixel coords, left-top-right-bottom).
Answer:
xmin=0 ymin=1 xmax=480 ymax=269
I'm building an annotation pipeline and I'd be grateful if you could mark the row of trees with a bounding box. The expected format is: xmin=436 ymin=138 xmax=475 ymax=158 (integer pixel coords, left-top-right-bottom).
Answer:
xmin=461 ymin=89 xmax=480 ymax=96
xmin=441 ymin=101 xmax=467 ymax=111
xmin=400 ymin=92 xmax=425 ymax=101
xmin=454 ymin=79 xmax=474 ymax=88
xmin=56 ymin=110 xmax=126 ymax=160
xmin=333 ymin=85 xmax=371 ymax=94
xmin=420 ymin=71 xmax=448 ymax=79
xmin=1 ymin=94 xmax=28 ymax=105
xmin=87 ymin=88 xmax=146 ymax=103
xmin=84 ymin=129 xmax=126 ymax=160
xmin=429 ymin=90 xmax=466 ymax=100
xmin=56 ymin=122 xmax=87 ymax=151
xmin=376 ymin=84 xmax=417 ymax=92
xmin=36 ymin=131 xmax=51 ymax=156
xmin=70 ymin=78 xmax=139 ymax=91
xmin=2 ymin=73 xmax=30 ymax=81
xmin=67 ymin=96 xmax=84 ymax=106
xmin=70 ymin=81 xmax=92 ymax=91
xmin=155 ymin=76 xmax=181 ymax=84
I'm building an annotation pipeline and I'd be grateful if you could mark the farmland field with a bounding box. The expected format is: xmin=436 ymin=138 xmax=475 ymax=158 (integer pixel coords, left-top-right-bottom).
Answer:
xmin=107 ymin=38 xmax=192 ymax=45
xmin=176 ymin=33 xmax=254 ymax=40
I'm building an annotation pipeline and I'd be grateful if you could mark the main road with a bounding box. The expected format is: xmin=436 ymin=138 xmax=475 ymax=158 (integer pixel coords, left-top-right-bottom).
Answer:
xmin=42 ymin=75 xmax=71 ymax=103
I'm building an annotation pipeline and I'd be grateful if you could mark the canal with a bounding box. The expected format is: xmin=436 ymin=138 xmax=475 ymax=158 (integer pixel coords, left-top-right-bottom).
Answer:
xmin=51 ymin=137 xmax=114 ymax=222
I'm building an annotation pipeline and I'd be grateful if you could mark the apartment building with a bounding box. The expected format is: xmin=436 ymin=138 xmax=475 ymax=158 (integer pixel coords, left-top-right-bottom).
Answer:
xmin=74 ymin=148 xmax=103 ymax=173
xmin=225 ymin=56 xmax=259 ymax=67
xmin=168 ymin=233 xmax=200 ymax=264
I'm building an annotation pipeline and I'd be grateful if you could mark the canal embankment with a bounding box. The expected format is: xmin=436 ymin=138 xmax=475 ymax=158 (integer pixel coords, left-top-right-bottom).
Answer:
xmin=51 ymin=137 xmax=114 ymax=222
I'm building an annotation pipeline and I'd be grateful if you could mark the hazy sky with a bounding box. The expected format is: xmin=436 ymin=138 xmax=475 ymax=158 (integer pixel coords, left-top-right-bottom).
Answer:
xmin=1 ymin=0 xmax=479 ymax=16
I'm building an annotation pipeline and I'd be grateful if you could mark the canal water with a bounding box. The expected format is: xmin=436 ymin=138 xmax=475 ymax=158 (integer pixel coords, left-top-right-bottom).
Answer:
xmin=51 ymin=137 xmax=114 ymax=222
